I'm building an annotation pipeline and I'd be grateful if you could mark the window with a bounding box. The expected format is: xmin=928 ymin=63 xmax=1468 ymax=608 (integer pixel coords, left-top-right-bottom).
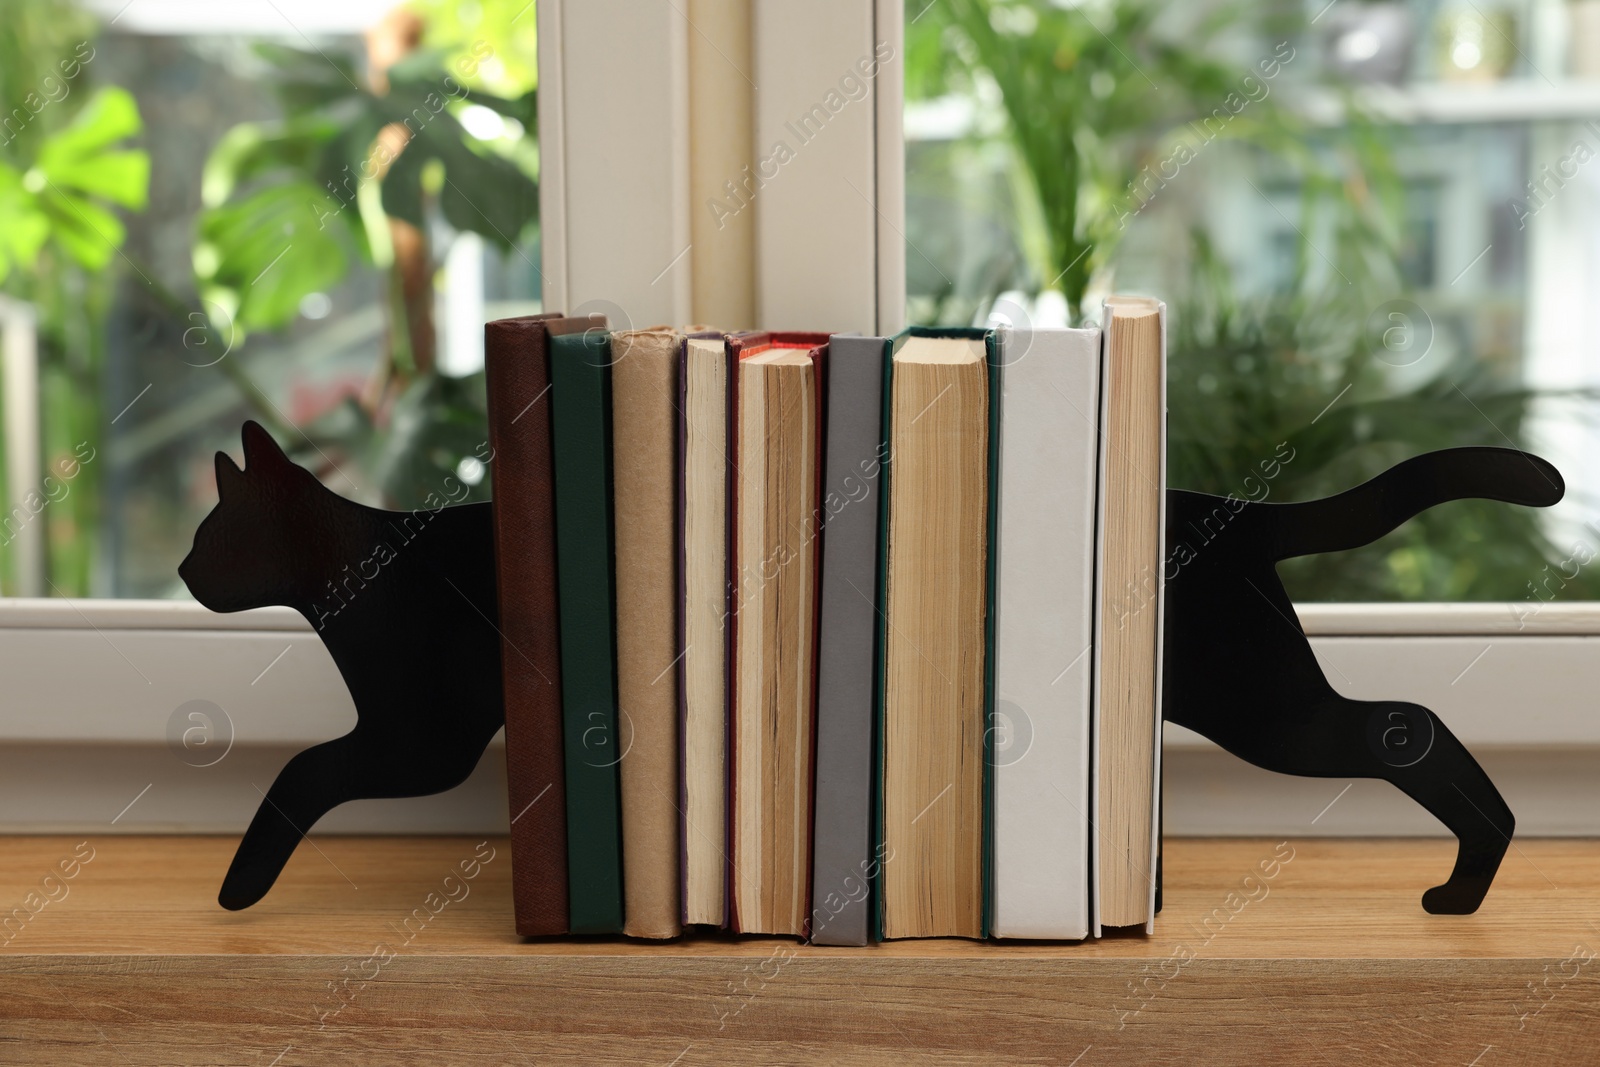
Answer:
xmin=898 ymin=0 xmax=1600 ymax=834
xmin=3 ymin=0 xmax=540 ymax=598
xmin=0 ymin=0 xmax=540 ymax=832
xmin=902 ymin=0 xmax=1600 ymax=605
xmin=2 ymin=0 xmax=1594 ymax=837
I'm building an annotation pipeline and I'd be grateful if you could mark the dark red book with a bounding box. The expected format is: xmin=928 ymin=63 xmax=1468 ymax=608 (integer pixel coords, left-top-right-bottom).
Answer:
xmin=484 ymin=313 xmax=572 ymax=936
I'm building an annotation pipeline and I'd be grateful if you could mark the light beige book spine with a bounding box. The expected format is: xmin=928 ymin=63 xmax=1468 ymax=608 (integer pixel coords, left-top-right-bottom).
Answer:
xmin=881 ymin=339 xmax=988 ymax=939
xmin=683 ymin=337 xmax=728 ymax=926
xmin=731 ymin=350 xmax=818 ymax=936
xmin=611 ymin=328 xmax=683 ymax=939
xmin=1091 ymin=297 xmax=1166 ymax=936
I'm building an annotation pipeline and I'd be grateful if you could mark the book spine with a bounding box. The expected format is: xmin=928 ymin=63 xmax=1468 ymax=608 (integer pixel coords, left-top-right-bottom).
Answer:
xmin=981 ymin=332 xmax=1001 ymax=943
xmin=1091 ymin=322 xmax=1111 ymax=939
xmin=722 ymin=338 xmax=743 ymax=931
xmin=803 ymin=344 xmax=826 ymax=940
xmin=549 ymin=330 xmax=626 ymax=934
xmin=483 ymin=315 xmax=569 ymax=937
xmin=809 ymin=336 xmax=886 ymax=947
xmin=676 ymin=338 xmax=691 ymax=928
xmin=612 ymin=331 xmax=683 ymax=939
xmin=870 ymin=339 xmax=895 ymax=945
xmin=1148 ymin=302 xmax=1169 ymax=934
xmin=990 ymin=328 xmax=1098 ymax=940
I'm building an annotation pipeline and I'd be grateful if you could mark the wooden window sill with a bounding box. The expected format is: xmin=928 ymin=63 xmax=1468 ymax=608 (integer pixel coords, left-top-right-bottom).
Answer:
xmin=3 ymin=835 xmax=1593 ymax=1062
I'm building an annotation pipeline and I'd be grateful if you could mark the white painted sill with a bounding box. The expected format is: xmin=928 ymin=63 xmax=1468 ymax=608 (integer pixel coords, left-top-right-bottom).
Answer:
xmin=0 ymin=599 xmax=1591 ymax=835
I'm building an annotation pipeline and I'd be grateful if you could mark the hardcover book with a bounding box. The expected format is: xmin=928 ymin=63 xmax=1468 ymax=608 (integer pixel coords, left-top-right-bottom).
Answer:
xmin=549 ymin=320 xmax=626 ymax=935
xmin=809 ymin=333 xmax=889 ymax=947
xmin=483 ymin=312 xmax=572 ymax=938
xmin=727 ymin=331 xmax=827 ymax=936
xmin=680 ymin=331 xmax=732 ymax=928
xmin=876 ymin=328 xmax=994 ymax=941
xmin=1092 ymin=297 xmax=1167 ymax=935
xmin=611 ymin=327 xmax=684 ymax=939
xmin=990 ymin=325 xmax=1101 ymax=940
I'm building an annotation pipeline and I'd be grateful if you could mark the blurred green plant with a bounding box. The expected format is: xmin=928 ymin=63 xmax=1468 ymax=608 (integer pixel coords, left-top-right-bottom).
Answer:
xmin=908 ymin=0 xmax=1306 ymax=321
xmin=1169 ymin=230 xmax=1598 ymax=601
xmin=0 ymin=0 xmax=150 ymax=596
xmin=405 ymin=0 xmax=538 ymax=97
xmin=192 ymin=7 xmax=538 ymax=507
xmin=906 ymin=0 xmax=1580 ymax=601
xmin=0 ymin=88 xmax=151 ymax=280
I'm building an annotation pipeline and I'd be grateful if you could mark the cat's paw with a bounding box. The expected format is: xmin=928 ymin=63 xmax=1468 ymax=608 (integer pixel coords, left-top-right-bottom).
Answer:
xmin=1422 ymin=880 xmax=1488 ymax=915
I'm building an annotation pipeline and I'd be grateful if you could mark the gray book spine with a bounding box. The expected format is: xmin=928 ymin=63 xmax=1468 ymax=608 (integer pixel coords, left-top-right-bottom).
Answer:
xmin=809 ymin=334 xmax=887 ymax=946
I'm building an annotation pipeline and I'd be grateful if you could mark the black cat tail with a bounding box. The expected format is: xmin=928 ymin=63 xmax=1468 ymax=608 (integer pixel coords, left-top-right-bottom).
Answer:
xmin=1265 ymin=447 xmax=1563 ymax=561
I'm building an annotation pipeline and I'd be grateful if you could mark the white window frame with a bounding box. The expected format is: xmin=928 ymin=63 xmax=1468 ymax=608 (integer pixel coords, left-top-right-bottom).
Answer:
xmin=15 ymin=1 xmax=1595 ymax=838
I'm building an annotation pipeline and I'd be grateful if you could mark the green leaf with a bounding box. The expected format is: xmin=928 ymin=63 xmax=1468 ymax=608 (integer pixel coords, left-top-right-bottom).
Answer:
xmin=201 ymin=118 xmax=342 ymax=206
xmin=38 ymin=148 xmax=149 ymax=210
xmin=0 ymin=163 xmax=49 ymax=281
xmin=197 ymin=180 xmax=349 ymax=331
xmin=427 ymin=121 xmax=537 ymax=247
xmin=35 ymin=86 xmax=143 ymax=163
xmin=36 ymin=189 xmax=124 ymax=271
xmin=6 ymin=86 xmax=154 ymax=272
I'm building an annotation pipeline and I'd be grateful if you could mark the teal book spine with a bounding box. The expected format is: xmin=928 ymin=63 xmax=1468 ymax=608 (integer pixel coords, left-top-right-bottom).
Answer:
xmin=981 ymin=330 xmax=1001 ymax=941
xmin=870 ymin=332 xmax=900 ymax=945
xmin=549 ymin=330 xmax=626 ymax=934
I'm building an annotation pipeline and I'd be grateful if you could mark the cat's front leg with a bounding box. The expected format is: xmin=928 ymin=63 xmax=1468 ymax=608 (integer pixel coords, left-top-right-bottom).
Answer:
xmin=219 ymin=734 xmax=362 ymax=910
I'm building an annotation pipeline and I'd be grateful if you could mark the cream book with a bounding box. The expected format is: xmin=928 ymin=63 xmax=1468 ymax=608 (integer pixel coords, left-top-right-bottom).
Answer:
xmin=680 ymin=335 xmax=730 ymax=927
xmin=728 ymin=334 xmax=824 ymax=936
xmin=991 ymin=325 xmax=1101 ymax=940
xmin=1092 ymin=297 xmax=1167 ymax=936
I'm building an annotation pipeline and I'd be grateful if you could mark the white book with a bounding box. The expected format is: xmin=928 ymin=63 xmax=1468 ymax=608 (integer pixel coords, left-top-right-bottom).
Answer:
xmin=991 ymin=325 xmax=1101 ymax=939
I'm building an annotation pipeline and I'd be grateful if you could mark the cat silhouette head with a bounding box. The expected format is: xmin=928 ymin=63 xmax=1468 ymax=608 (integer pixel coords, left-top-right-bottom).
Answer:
xmin=180 ymin=421 xmax=333 ymax=613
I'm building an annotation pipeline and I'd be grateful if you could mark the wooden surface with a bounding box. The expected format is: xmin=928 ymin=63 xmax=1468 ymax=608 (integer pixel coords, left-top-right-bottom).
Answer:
xmin=2 ymin=835 xmax=1597 ymax=1064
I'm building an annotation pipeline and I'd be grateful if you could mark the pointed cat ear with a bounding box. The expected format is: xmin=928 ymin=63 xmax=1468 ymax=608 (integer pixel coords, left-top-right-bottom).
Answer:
xmin=215 ymin=451 xmax=245 ymax=499
xmin=240 ymin=420 xmax=292 ymax=473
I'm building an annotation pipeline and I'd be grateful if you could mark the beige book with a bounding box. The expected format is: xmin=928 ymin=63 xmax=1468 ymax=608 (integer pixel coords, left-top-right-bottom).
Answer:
xmin=683 ymin=336 xmax=728 ymax=926
xmin=730 ymin=344 xmax=820 ymax=936
xmin=1093 ymin=296 xmax=1166 ymax=932
xmin=611 ymin=327 xmax=683 ymax=939
xmin=880 ymin=335 xmax=989 ymax=940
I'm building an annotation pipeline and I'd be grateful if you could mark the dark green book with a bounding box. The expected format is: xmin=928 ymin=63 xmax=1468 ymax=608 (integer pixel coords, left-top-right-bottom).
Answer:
xmin=549 ymin=326 xmax=626 ymax=934
xmin=981 ymin=329 xmax=1000 ymax=942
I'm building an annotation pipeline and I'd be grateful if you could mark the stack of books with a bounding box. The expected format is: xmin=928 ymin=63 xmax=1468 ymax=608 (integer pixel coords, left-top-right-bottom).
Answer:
xmin=483 ymin=298 xmax=1166 ymax=943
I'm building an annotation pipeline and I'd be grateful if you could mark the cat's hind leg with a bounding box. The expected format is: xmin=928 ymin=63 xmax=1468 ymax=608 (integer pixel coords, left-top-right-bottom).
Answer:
xmin=1364 ymin=700 xmax=1514 ymax=915
xmin=218 ymin=734 xmax=362 ymax=910
xmin=1191 ymin=694 xmax=1512 ymax=915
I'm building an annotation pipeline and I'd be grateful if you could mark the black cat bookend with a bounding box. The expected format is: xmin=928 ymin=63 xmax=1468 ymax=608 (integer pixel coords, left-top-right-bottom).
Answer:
xmin=180 ymin=421 xmax=504 ymax=910
xmin=1164 ymin=445 xmax=1564 ymax=914
xmin=183 ymin=422 xmax=1559 ymax=919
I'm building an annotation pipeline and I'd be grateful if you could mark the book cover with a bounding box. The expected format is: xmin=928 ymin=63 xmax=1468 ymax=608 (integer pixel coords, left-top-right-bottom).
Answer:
xmin=549 ymin=322 xmax=626 ymax=935
xmin=611 ymin=328 xmax=683 ymax=939
xmin=483 ymin=312 xmax=570 ymax=937
xmin=809 ymin=333 xmax=889 ymax=947
xmin=990 ymin=326 xmax=1101 ymax=940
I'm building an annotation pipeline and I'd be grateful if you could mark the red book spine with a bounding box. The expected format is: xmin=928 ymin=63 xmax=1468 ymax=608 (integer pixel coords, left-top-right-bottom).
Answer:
xmin=484 ymin=314 xmax=570 ymax=936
